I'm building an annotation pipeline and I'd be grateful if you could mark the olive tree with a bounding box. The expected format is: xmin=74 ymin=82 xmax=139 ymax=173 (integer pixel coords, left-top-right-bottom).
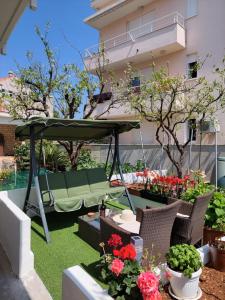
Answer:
xmin=120 ymin=61 xmax=225 ymax=177
xmin=3 ymin=26 xmax=122 ymax=169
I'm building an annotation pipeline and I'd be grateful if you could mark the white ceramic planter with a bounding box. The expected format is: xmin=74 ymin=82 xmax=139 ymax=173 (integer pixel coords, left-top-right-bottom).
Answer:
xmin=166 ymin=265 xmax=202 ymax=299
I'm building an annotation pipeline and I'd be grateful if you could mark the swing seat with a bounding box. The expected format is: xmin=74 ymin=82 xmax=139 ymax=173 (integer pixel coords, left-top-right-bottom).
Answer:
xmin=38 ymin=168 xmax=125 ymax=212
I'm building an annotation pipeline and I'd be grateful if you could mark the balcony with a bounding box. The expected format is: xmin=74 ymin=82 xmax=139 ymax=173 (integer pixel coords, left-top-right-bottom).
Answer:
xmin=84 ymin=12 xmax=186 ymax=71
xmin=85 ymin=0 xmax=156 ymax=29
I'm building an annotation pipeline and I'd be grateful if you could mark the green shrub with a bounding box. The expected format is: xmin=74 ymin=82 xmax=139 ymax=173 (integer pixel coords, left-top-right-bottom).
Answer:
xmin=14 ymin=142 xmax=30 ymax=170
xmin=166 ymin=244 xmax=202 ymax=278
xmin=76 ymin=148 xmax=98 ymax=170
xmin=181 ymin=182 xmax=214 ymax=203
xmin=0 ymin=169 xmax=12 ymax=181
xmin=205 ymin=190 xmax=225 ymax=230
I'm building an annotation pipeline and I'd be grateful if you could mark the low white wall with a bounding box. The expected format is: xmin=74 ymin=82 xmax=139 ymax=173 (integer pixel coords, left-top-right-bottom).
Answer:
xmin=0 ymin=187 xmax=36 ymax=210
xmin=0 ymin=194 xmax=34 ymax=278
xmin=62 ymin=266 xmax=113 ymax=300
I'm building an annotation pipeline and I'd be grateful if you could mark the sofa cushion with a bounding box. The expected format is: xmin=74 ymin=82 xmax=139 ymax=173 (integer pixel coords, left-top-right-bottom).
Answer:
xmin=65 ymin=170 xmax=91 ymax=198
xmin=86 ymin=168 xmax=109 ymax=192
xmin=39 ymin=173 xmax=68 ymax=203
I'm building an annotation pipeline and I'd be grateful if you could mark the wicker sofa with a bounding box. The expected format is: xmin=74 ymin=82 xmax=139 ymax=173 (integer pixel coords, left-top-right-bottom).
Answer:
xmin=100 ymin=200 xmax=181 ymax=262
xmin=38 ymin=168 xmax=124 ymax=212
xmin=170 ymin=191 xmax=214 ymax=245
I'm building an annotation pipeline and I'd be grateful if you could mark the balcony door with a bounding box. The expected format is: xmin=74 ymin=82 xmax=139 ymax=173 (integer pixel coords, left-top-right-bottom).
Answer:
xmin=127 ymin=11 xmax=155 ymax=40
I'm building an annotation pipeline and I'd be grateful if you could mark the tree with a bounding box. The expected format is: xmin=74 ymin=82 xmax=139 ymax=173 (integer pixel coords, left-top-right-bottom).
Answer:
xmin=3 ymin=26 xmax=122 ymax=169
xmin=122 ymin=61 xmax=225 ymax=177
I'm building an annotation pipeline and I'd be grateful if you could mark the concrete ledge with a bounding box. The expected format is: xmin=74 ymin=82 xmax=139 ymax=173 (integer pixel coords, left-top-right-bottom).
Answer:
xmin=62 ymin=266 xmax=113 ymax=300
xmin=0 ymin=196 xmax=34 ymax=278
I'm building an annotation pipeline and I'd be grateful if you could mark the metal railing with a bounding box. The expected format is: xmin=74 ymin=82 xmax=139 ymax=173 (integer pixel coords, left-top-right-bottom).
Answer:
xmin=84 ymin=12 xmax=185 ymax=58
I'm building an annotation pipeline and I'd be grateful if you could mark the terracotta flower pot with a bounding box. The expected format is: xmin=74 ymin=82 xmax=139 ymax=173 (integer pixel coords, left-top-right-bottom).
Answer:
xmin=203 ymin=227 xmax=225 ymax=245
xmin=209 ymin=245 xmax=225 ymax=272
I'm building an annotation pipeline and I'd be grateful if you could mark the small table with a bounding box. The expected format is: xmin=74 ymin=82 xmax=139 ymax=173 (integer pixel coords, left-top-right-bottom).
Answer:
xmin=78 ymin=206 xmax=122 ymax=250
xmin=78 ymin=212 xmax=101 ymax=250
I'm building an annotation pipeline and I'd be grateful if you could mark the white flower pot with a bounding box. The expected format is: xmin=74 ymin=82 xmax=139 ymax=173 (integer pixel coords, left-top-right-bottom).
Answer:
xmin=166 ymin=265 xmax=202 ymax=299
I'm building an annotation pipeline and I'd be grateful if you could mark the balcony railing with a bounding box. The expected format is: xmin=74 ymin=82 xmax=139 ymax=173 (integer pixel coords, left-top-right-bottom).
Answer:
xmin=84 ymin=12 xmax=185 ymax=58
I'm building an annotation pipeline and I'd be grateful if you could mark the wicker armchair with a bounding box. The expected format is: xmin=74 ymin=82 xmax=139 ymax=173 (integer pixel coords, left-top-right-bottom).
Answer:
xmin=137 ymin=200 xmax=182 ymax=262
xmin=100 ymin=201 xmax=181 ymax=262
xmin=100 ymin=216 xmax=136 ymax=253
xmin=170 ymin=191 xmax=213 ymax=246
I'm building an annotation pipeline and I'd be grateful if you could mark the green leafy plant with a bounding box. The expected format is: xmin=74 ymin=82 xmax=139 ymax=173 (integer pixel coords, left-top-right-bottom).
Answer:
xmin=99 ymin=234 xmax=161 ymax=300
xmin=40 ymin=141 xmax=70 ymax=172
xmin=166 ymin=244 xmax=202 ymax=278
xmin=76 ymin=148 xmax=98 ymax=170
xmin=0 ymin=169 xmax=12 ymax=181
xmin=181 ymin=170 xmax=214 ymax=203
xmin=14 ymin=142 xmax=30 ymax=170
xmin=205 ymin=190 xmax=225 ymax=230
xmin=135 ymin=160 xmax=145 ymax=171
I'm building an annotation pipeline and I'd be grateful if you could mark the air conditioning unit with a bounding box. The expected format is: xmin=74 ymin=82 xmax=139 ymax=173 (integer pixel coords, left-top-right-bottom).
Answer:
xmin=200 ymin=120 xmax=220 ymax=133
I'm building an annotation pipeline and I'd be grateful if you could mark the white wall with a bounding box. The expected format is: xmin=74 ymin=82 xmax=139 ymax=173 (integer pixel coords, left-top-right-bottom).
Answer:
xmin=62 ymin=266 xmax=113 ymax=300
xmin=0 ymin=191 xmax=34 ymax=278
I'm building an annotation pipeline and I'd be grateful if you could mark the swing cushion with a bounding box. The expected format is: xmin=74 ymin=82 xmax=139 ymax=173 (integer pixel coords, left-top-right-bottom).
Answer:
xmin=39 ymin=173 xmax=68 ymax=204
xmin=38 ymin=168 xmax=125 ymax=212
xmin=86 ymin=168 xmax=110 ymax=192
xmin=54 ymin=195 xmax=84 ymax=212
xmin=65 ymin=170 xmax=90 ymax=198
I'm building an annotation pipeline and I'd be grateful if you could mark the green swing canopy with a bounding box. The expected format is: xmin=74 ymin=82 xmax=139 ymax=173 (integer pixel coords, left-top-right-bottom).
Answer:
xmin=15 ymin=117 xmax=140 ymax=141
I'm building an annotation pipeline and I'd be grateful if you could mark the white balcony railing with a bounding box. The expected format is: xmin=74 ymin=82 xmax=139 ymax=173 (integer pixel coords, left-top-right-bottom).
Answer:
xmin=84 ymin=12 xmax=185 ymax=58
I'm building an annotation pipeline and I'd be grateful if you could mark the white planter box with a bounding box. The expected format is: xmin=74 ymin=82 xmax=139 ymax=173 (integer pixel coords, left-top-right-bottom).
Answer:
xmin=62 ymin=266 xmax=113 ymax=300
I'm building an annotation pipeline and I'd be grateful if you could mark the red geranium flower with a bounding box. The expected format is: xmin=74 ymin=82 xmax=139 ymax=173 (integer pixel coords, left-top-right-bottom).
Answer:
xmin=114 ymin=244 xmax=136 ymax=261
xmin=108 ymin=234 xmax=123 ymax=248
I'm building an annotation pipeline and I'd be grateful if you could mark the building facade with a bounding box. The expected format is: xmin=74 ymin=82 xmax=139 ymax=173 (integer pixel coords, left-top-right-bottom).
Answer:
xmin=84 ymin=0 xmax=225 ymax=146
xmin=0 ymin=73 xmax=20 ymax=156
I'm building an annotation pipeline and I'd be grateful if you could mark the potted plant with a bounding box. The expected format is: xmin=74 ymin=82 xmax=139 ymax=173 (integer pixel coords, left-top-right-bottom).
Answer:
xmin=166 ymin=244 xmax=202 ymax=299
xmin=204 ymin=190 xmax=225 ymax=244
xmin=209 ymin=236 xmax=225 ymax=272
xmin=142 ymin=174 xmax=194 ymax=204
xmin=99 ymin=234 xmax=162 ymax=300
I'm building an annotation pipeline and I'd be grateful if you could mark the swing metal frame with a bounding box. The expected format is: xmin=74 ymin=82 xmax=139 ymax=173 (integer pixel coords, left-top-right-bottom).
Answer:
xmin=15 ymin=117 xmax=140 ymax=243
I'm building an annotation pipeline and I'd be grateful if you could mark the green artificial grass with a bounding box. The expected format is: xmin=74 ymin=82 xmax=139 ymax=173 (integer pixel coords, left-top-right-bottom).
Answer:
xmin=31 ymin=209 xmax=102 ymax=300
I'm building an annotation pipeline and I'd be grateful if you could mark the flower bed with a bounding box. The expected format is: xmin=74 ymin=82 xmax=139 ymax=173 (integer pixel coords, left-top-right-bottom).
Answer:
xmin=99 ymin=234 xmax=162 ymax=300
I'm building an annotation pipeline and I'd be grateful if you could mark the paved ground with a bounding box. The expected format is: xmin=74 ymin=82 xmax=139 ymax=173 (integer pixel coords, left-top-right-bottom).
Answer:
xmin=0 ymin=244 xmax=53 ymax=300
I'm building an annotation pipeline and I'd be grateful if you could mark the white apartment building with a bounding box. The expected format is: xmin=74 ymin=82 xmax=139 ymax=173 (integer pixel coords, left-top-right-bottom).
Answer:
xmin=84 ymin=0 xmax=225 ymax=146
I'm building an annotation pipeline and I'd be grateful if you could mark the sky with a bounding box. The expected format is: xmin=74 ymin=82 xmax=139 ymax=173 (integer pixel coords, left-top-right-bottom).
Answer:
xmin=0 ymin=0 xmax=98 ymax=77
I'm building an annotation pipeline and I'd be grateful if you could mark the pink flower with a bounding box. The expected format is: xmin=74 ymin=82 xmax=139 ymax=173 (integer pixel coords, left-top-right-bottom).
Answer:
xmin=110 ymin=258 xmax=124 ymax=277
xmin=137 ymin=272 xmax=161 ymax=300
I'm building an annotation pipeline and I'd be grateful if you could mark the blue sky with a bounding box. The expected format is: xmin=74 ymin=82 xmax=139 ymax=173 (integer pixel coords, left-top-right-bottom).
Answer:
xmin=0 ymin=0 xmax=98 ymax=77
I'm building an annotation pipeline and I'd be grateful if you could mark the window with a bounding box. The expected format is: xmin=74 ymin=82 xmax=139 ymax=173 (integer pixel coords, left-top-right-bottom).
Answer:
xmin=187 ymin=0 xmax=198 ymax=18
xmin=130 ymin=76 xmax=140 ymax=87
xmin=188 ymin=119 xmax=197 ymax=141
xmin=127 ymin=10 xmax=155 ymax=39
xmin=188 ymin=61 xmax=198 ymax=79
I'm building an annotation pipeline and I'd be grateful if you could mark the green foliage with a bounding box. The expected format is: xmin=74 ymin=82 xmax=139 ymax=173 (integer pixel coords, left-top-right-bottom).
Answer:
xmin=166 ymin=244 xmax=202 ymax=278
xmin=40 ymin=141 xmax=70 ymax=172
xmin=181 ymin=182 xmax=214 ymax=203
xmin=14 ymin=142 xmax=30 ymax=170
xmin=181 ymin=170 xmax=215 ymax=203
xmin=14 ymin=141 xmax=70 ymax=172
xmin=99 ymin=255 xmax=141 ymax=300
xmin=76 ymin=148 xmax=98 ymax=170
xmin=205 ymin=190 xmax=225 ymax=230
xmin=0 ymin=169 xmax=12 ymax=181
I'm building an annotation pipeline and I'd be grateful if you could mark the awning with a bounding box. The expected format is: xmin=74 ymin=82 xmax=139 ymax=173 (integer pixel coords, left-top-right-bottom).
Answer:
xmin=15 ymin=117 xmax=140 ymax=141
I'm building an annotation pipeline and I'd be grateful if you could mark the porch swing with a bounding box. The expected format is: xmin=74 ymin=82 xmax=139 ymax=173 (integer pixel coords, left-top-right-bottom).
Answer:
xmin=15 ymin=117 xmax=140 ymax=243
